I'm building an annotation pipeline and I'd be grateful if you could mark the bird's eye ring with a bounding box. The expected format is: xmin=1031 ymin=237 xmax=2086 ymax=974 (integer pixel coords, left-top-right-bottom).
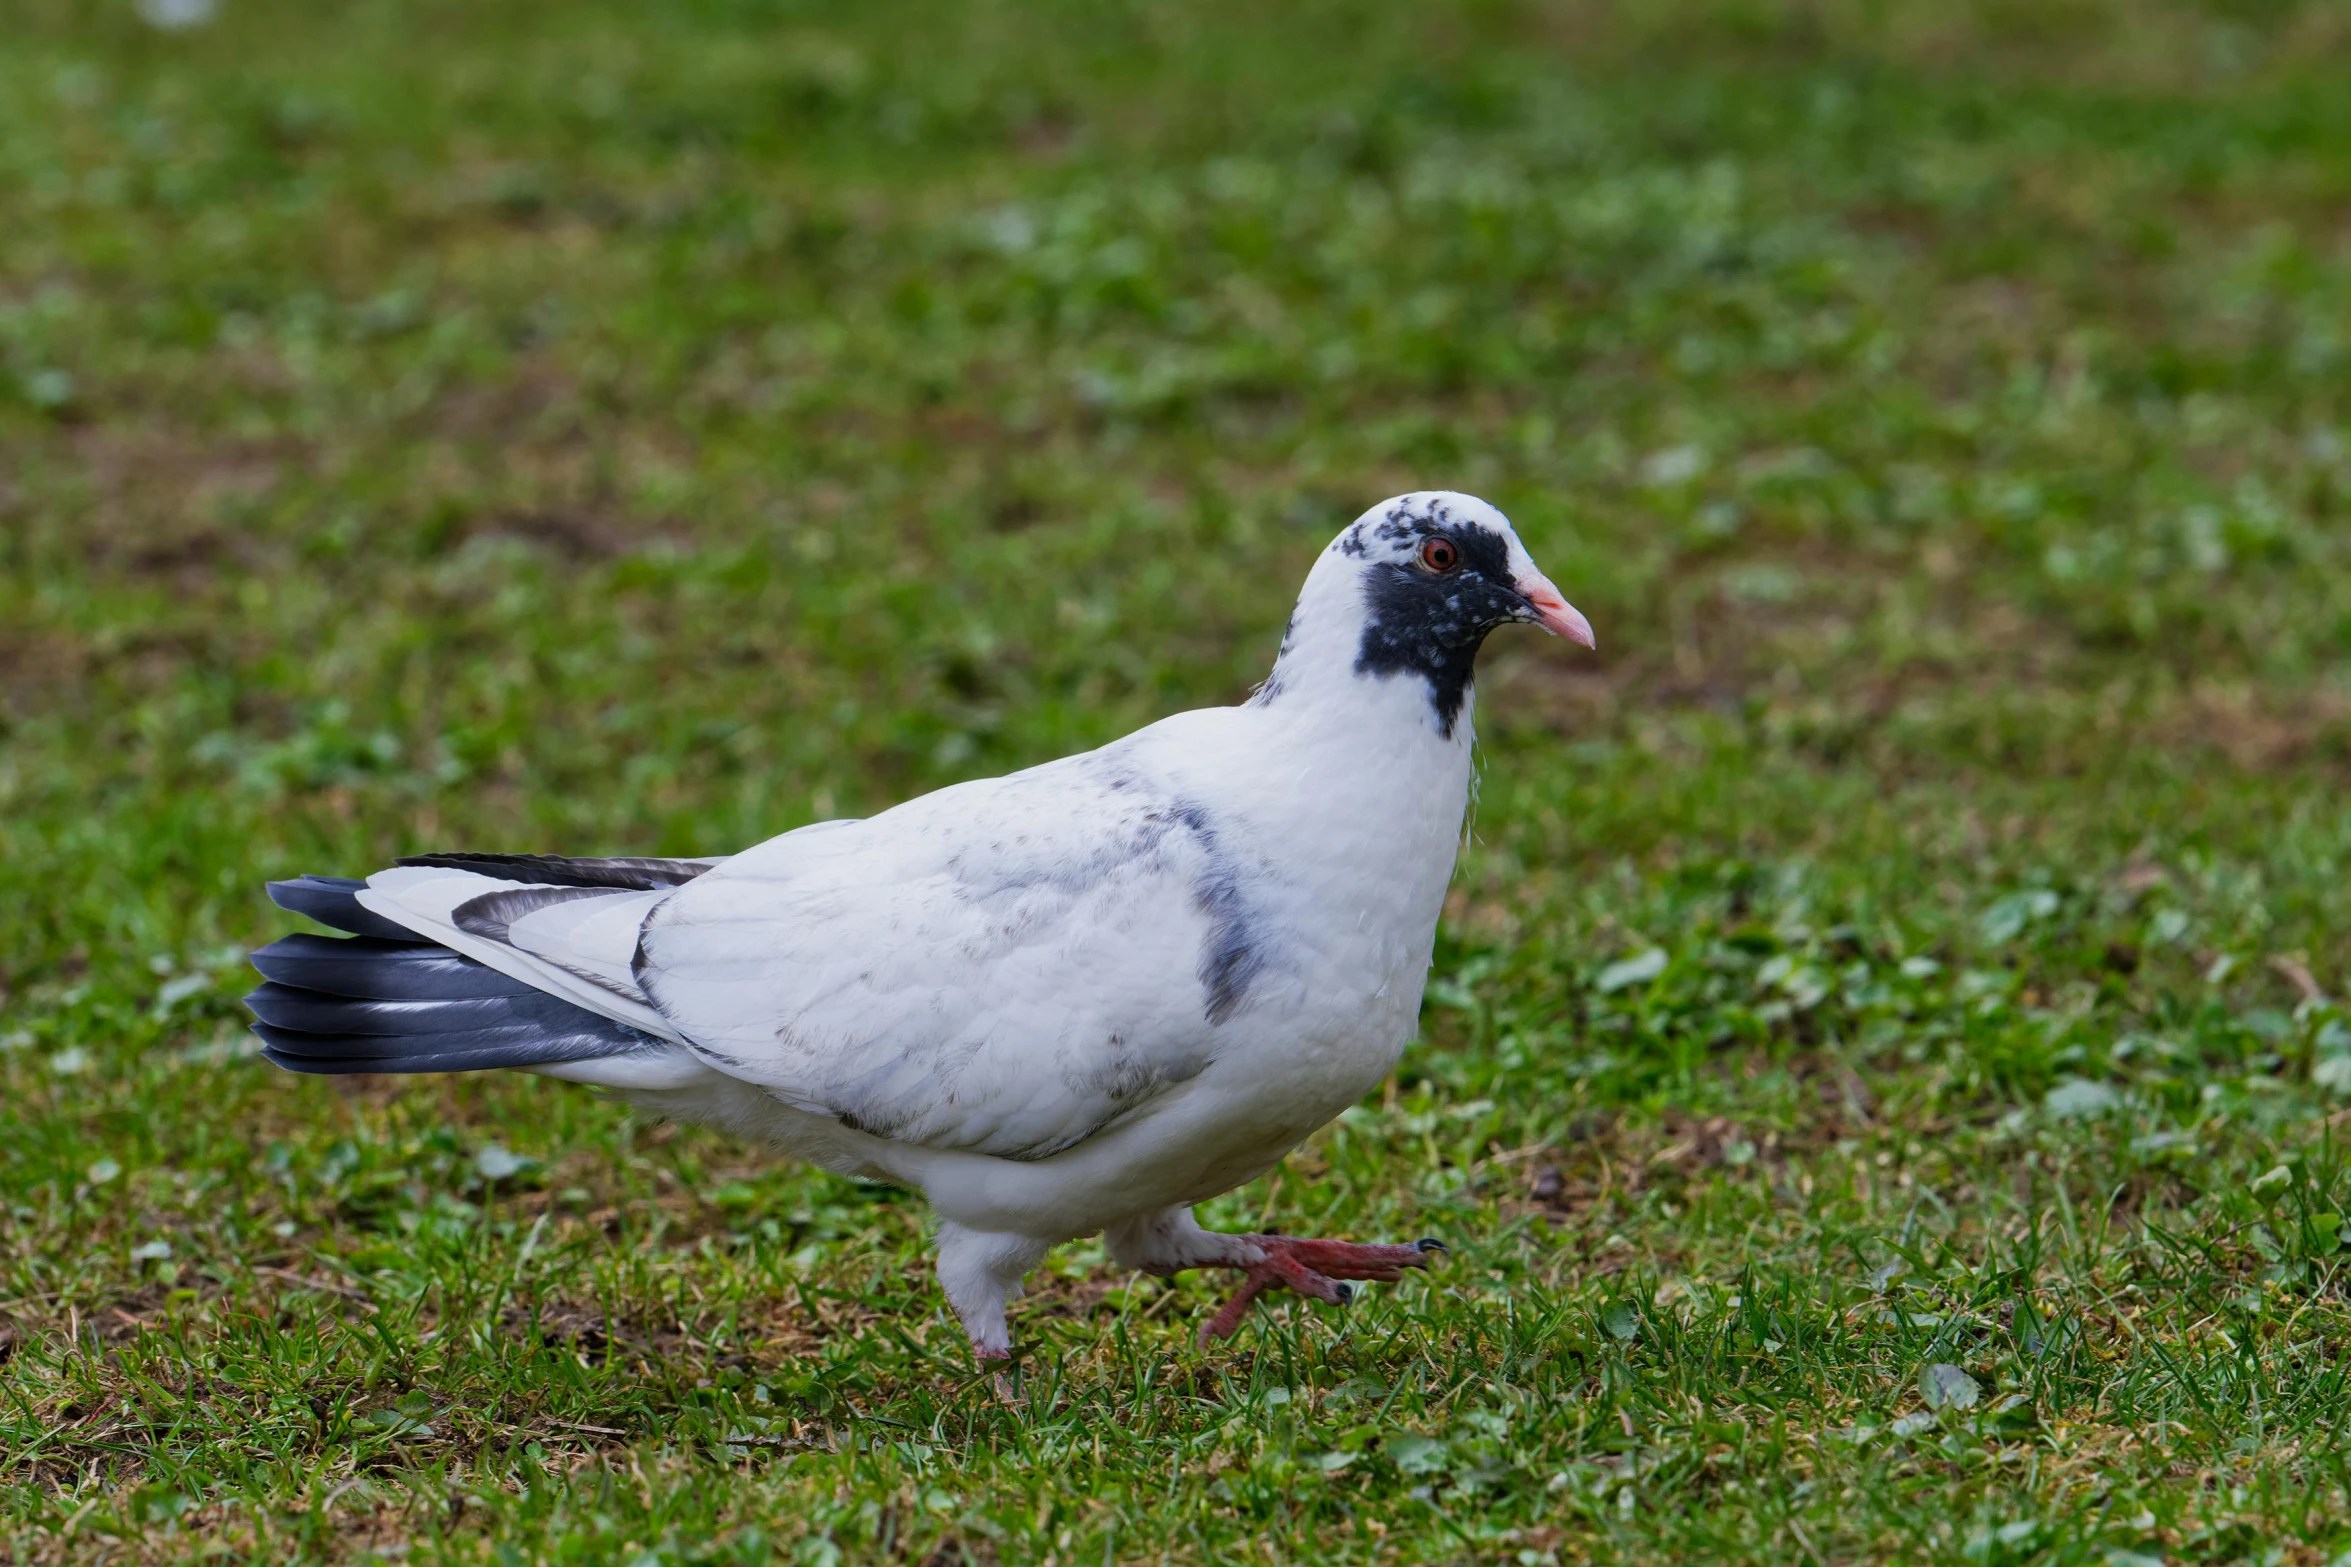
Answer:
xmin=1419 ymin=537 xmax=1460 ymax=573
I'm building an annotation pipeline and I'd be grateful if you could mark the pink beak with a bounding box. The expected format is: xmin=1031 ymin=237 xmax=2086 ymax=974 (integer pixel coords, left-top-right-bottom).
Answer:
xmin=1514 ymin=571 xmax=1596 ymax=650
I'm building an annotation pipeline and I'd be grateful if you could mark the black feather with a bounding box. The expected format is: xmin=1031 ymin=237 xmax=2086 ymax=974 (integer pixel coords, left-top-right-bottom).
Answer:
xmin=253 ymin=1020 xmax=559 ymax=1060
xmin=257 ymin=1047 xmax=569 ymax=1076
xmin=249 ymin=879 xmax=665 ymax=1077
xmin=250 ymin=934 xmax=529 ymax=1001
xmin=397 ymin=853 xmax=713 ymax=890
xmin=249 ymin=1005 xmax=655 ymax=1074
xmin=255 ymin=1019 xmax=646 ymax=1075
xmin=266 ymin=877 xmax=428 ymax=942
xmin=260 ymin=1046 xmax=496 ymax=1075
xmin=246 ymin=981 xmax=628 ymax=1037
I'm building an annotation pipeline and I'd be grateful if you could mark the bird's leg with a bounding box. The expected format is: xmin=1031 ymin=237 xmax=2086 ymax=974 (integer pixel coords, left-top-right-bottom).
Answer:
xmin=1105 ymin=1207 xmax=1444 ymax=1344
xmin=934 ymin=1221 xmax=1052 ymax=1363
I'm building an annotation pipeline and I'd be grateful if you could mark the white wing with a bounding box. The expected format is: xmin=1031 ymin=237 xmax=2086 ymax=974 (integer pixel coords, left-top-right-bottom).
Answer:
xmin=634 ymin=747 xmax=1272 ymax=1160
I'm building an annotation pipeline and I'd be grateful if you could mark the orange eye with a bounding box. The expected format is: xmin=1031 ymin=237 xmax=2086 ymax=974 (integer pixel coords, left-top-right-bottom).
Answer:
xmin=1419 ymin=537 xmax=1460 ymax=573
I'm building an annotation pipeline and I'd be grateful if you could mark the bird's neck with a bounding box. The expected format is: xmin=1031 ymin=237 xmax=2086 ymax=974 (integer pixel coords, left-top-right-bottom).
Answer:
xmin=1242 ymin=572 xmax=1480 ymax=871
xmin=1249 ymin=565 xmax=1482 ymax=750
xmin=1229 ymin=580 xmax=1478 ymax=1011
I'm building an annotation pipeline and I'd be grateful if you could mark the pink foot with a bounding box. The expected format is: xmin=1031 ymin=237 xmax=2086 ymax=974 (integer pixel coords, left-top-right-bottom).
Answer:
xmin=1200 ymin=1234 xmax=1446 ymax=1343
xmin=969 ymin=1340 xmax=1019 ymax=1401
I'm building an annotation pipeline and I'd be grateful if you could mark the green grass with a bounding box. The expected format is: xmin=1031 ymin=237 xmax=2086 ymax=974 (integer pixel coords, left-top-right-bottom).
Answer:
xmin=5 ymin=0 xmax=2351 ymax=1560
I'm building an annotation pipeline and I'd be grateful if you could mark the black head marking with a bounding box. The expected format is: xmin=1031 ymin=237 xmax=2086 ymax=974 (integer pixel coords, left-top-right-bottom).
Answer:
xmin=1350 ymin=508 xmax=1530 ymax=735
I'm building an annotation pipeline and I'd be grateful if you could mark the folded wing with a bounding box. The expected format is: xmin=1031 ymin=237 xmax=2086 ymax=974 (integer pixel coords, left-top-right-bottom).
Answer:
xmin=634 ymin=751 xmax=1268 ymax=1161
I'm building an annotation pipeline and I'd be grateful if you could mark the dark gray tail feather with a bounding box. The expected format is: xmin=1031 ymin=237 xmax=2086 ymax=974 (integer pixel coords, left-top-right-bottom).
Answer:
xmin=251 ymin=876 xmax=660 ymax=1076
xmin=395 ymin=853 xmax=714 ymax=891
xmin=266 ymin=876 xmax=425 ymax=942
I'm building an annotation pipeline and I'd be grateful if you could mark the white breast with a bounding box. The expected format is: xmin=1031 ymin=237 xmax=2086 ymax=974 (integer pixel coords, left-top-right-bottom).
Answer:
xmin=1107 ymin=664 xmax=1477 ymax=1149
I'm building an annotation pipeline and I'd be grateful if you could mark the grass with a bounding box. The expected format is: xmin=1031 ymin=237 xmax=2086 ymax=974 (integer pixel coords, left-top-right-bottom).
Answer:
xmin=4 ymin=0 xmax=2351 ymax=1559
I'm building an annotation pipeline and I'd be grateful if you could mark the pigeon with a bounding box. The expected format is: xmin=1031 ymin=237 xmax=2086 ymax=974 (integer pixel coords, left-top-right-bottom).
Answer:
xmin=246 ymin=491 xmax=1594 ymax=1357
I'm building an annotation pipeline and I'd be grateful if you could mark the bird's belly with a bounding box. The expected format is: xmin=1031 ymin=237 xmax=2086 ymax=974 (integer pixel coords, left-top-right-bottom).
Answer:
xmin=907 ymin=974 xmax=1423 ymax=1238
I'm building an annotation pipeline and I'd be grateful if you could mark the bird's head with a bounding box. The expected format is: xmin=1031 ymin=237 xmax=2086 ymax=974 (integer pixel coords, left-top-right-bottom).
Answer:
xmin=1331 ymin=490 xmax=1593 ymax=652
xmin=1260 ymin=491 xmax=1592 ymax=736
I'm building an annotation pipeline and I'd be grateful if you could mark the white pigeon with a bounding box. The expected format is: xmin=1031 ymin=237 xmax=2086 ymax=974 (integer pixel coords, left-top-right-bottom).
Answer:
xmin=248 ymin=491 xmax=1594 ymax=1357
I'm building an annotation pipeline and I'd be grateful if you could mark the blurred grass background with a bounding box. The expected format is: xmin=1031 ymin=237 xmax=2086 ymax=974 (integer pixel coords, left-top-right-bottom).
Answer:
xmin=4 ymin=0 xmax=2351 ymax=1562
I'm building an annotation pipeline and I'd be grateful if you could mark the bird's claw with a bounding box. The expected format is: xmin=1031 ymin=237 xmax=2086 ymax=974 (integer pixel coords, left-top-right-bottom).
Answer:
xmin=1199 ymin=1233 xmax=1444 ymax=1344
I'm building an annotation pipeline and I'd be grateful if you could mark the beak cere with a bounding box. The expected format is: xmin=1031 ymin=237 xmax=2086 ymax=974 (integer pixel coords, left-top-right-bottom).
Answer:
xmin=1514 ymin=571 xmax=1596 ymax=650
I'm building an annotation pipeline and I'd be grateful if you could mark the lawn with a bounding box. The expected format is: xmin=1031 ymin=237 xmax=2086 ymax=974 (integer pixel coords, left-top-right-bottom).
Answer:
xmin=5 ymin=0 xmax=2351 ymax=1560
